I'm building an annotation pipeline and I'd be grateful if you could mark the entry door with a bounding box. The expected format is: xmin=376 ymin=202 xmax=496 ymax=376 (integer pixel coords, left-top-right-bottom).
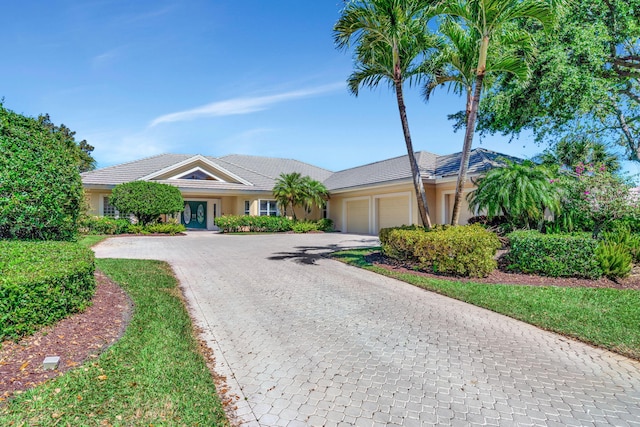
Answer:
xmin=182 ymin=201 xmax=207 ymax=229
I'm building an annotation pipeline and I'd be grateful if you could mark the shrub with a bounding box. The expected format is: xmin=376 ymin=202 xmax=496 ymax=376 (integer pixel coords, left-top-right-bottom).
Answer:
xmin=379 ymin=224 xmax=426 ymax=248
xmin=110 ymin=181 xmax=183 ymax=226
xmin=0 ymin=241 xmax=96 ymax=341
xmin=506 ymin=231 xmax=603 ymax=279
xmin=382 ymin=225 xmax=500 ymax=278
xmin=0 ymin=104 xmax=83 ymax=240
xmin=144 ymin=223 xmax=186 ymax=235
xmin=316 ymin=218 xmax=334 ymax=232
xmin=596 ymin=242 xmax=632 ymax=279
xmin=78 ymin=215 xmax=131 ymax=235
xmin=214 ymin=215 xmax=294 ymax=233
xmin=292 ymin=221 xmax=319 ymax=233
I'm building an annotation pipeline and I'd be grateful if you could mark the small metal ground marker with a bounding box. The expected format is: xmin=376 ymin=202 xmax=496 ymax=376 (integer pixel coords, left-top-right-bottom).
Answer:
xmin=43 ymin=356 xmax=60 ymax=370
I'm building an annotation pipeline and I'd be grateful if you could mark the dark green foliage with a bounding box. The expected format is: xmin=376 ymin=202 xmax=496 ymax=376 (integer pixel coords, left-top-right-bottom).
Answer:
xmin=596 ymin=242 xmax=632 ymax=279
xmin=0 ymin=104 xmax=84 ymax=241
xmin=109 ymin=181 xmax=184 ymax=226
xmin=506 ymin=231 xmax=603 ymax=278
xmin=315 ymin=218 xmax=334 ymax=232
xmin=133 ymin=223 xmax=186 ymax=235
xmin=215 ymin=215 xmax=294 ymax=233
xmin=382 ymin=225 xmax=500 ymax=278
xmin=78 ymin=215 xmax=132 ymax=235
xmin=0 ymin=241 xmax=95 ymax=341
xmin=37 ymin=114 xmax=96 ymax=173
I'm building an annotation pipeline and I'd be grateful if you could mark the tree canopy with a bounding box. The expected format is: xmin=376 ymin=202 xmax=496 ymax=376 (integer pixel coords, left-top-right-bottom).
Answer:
xmin=475 ymin=0 xmax=640 ymax=160
xmin=273 ymin=172 xmax=328 ymax=220
xmin=109 ymin=181 xmax=184 ymax=226
xmin=0 ymin=103 xmax=84 ymax=240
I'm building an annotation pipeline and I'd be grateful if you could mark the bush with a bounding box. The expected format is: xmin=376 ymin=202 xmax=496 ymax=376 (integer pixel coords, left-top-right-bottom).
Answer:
xmin=78 ymin=215 xmax=131 ymax=235
xmin=316 ymin=218 xmax=334 ymax=232
xmin=110 ymin=181 xmax=183 ymax=226
xmin=214 ymin=215 xmax=294 ymax=233
xmin=382 ymin=225 xmax=500 ymax=278
xmin=0 ymin=104 xmax=83 ymax=241
xmin=379 ymin=224 xmax=426 ymax=248
xmin=292 ymin=221 xmax=320 ymax=233
xmin=0 ymin=241 xmax=96 ymax=341
xmin=596 ymin=242 xmax=632 ymax=279
xmin=506 ymin=231 xmax=603 ymax=279
xmin=142 ymin=223 xmax=186 ymax=235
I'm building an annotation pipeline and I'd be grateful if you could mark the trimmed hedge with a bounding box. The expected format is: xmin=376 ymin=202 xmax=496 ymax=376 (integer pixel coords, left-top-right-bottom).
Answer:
xmin=381 ymin=224 xmax=501 ymax=278
xmin=78 ymin=215 xmax=132 ymax=235
xmin=215 ymin=215 xmax=293 ymax=233
xmin=506 ymin=231 xmax=603 ymax=279
xmin=0 ymin=241 xmax=96 ymax=341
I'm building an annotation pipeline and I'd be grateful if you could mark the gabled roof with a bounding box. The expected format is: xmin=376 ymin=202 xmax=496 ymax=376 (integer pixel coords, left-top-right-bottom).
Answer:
xmin=81 ymin=147 xmax=521 ymax=192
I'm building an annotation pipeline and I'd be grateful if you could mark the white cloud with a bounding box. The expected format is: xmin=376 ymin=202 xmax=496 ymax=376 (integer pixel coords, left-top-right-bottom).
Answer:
xmin=149 ymin=82 xmax=344 ymax=127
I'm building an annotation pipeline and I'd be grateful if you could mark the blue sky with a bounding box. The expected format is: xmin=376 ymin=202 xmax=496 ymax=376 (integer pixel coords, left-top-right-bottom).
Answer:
xmin=3 ymin=0 xmax=638 ymax=178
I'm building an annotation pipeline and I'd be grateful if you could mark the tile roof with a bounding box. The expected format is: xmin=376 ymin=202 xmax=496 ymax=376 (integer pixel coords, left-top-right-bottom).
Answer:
xmin=81 ymin=148 xmax=521 ymax=192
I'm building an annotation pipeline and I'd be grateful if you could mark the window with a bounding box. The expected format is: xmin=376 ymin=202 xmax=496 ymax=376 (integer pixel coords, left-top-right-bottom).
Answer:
xmin=103 ymin=196 xmax=118 ymax=218
xmin=322 ymin=201 xmax=329 ymax=219
xmin=259 ymin=200 xmax=278 ymax=216
xmin=244 ymin=200 xmax=251 ymax=215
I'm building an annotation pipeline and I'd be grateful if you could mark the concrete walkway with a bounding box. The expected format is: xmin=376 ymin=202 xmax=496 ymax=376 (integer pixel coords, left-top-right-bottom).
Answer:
xmin=94 ymin=232 xmax=640 ymax=426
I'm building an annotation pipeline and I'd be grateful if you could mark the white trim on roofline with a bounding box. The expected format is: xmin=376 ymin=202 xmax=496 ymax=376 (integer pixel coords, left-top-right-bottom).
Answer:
xmin=138 ymin=154 xmax=254 ymax=186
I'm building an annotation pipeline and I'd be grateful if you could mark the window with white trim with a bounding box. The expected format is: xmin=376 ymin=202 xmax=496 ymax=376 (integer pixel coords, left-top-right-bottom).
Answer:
xmin=259 ymin=200 xmax=278 ymax=216
xmin=244 ymin=200 xmax=251 ymax=215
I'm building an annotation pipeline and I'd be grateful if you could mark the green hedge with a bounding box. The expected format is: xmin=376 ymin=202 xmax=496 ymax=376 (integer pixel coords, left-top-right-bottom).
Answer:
xmin=381 ymin=225 xmax=501 ymax=278
xmin=78 ymin=215 xmax=132 ymax=235
xmin=214 ymin=215 xmax=292 ymax=233
xmin=0 ymin=241 xmax=96 ymax=341
xmin=506 ymin=231 xmax=603 ymax=279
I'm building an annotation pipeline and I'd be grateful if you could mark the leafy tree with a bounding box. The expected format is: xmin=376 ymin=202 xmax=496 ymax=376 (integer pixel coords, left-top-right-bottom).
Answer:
xmin=476 ymin=0 xmax=640 ymax=160
xmin=334 ymin=0 xmax=438 ymax=228
xmin=109 ymin=181 xmax=184 ymax=226
xmin=467 ymin=159 xmax=560 ymax=229
xmin=564 ymin=166 xmax=635 ymax=238
xmin=37 ymin=113 xmax=96 ymax=172
xmin=0 ymin=103 xmax=83 ymax=240
xmin=436 ymin=0 xmax=556 ymax=225
xmin=273 ymin=173 xmax=328 ymax=219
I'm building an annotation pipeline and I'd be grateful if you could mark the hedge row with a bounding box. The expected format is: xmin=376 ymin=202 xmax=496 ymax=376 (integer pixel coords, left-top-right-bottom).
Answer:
xmin=505 ymin=231 xmax=603 ymax=279
xmin=214 ymin=215 xmax=333 ymax=233
xmin=78 ymin=215 xmax=185 ymax=235
xmin=0 ymin=241 xmax=96 ymax=341
xmin=381 ymin=225 xmax=501 ymax=278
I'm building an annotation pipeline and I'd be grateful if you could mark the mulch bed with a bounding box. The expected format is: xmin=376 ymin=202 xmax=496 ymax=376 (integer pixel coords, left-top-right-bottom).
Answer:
xmin=365 ymin=252 xmax=640 ymax=290
xmin=0 ymin=271 xmax=133 ymax=400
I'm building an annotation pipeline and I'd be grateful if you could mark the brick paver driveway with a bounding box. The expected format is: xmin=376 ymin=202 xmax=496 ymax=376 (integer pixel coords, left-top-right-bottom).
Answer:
xmin=94 ymin=232 xmax=640 ymax=426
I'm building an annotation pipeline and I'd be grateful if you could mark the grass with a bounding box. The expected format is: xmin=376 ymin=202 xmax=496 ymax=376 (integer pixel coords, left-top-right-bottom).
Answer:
xmin=333 ymin=248 xmax=640 ymax=360
xmin=0 ymin=258 xmax=229 ymax=426
xmin=78 ymin=234 xmax=110 ymax=248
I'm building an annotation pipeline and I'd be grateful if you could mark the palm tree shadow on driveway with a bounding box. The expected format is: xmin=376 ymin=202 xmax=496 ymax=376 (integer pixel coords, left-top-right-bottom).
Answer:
xmin=267 ymin=245 xmax=344 ymax=265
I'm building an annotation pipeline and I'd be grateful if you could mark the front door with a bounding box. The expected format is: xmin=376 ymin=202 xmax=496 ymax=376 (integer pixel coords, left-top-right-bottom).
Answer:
xmin=182 ymin=201 xmax=207 ymax=229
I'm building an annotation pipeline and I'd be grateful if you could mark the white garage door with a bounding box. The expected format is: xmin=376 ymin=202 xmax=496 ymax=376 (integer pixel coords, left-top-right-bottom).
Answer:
xmin=346 ymin=199 xmax=370 ymax=234
xmin=377 ymin=196 xmax=410 ymax=231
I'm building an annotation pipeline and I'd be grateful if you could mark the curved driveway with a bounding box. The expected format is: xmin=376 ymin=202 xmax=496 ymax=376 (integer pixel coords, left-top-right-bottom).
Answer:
xmin=94 ymin=232 xmax=640 ymax=426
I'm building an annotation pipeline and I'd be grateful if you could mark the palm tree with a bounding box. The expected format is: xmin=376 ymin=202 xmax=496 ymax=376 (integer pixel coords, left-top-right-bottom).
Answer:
xmin=467 ymin=159 xmax=560 ymax=229
xmin=273 ymin=172 xmax=305 ymax=220
xmin=334 ymin=0 xmax=439 ymax=229
xmin=301 ymin=177 xmax=329 ymax=215
xmin=535 ymin=137 xmax=621 ymax=174
xmin=441 ymin=0 xmax=558 ymax=225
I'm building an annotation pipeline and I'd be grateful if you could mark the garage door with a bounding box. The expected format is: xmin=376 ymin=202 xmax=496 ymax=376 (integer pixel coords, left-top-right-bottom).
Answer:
xmin=377 ymin=196 xmax=410 ymax=231
xmin=346 ymin=199 xmax=370 ymax=234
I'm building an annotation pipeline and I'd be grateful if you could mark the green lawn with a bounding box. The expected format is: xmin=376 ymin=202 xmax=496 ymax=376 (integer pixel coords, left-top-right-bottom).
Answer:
xmin=0 ymin=258 xmax=229 ymax=426
xmin=78 ymin=234 xmax=110 ymax=248
xmin=333 ymin=248 xmax=640 ymax=360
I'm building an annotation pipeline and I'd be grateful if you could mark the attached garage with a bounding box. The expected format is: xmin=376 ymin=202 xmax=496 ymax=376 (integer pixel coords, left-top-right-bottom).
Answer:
xmin=376 ymin=195 xmax=411 ymax=231
xmin=345 ymin=199 xmax=370 ymax=234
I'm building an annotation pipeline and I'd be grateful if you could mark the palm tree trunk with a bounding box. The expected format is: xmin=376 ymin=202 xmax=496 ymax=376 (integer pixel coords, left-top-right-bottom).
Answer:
xmin=451 ymin=35 xmax=488 ymax=225
xmin=394 ymin=76 xmax=432 ymax=229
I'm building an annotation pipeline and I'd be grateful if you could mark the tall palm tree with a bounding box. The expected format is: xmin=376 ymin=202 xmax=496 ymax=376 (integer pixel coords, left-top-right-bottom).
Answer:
xmin=273 ymin=172 xmax=304 ymax=220
xmin=535 ymin=137 xmax=621 ymax=174
xmin=467 ymin=159 xmax=560 ymax=229
xmin=334 ymin=0 xmax=439 ymax=228
xmin=442 ymin=0 xmax=558 ymax=225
